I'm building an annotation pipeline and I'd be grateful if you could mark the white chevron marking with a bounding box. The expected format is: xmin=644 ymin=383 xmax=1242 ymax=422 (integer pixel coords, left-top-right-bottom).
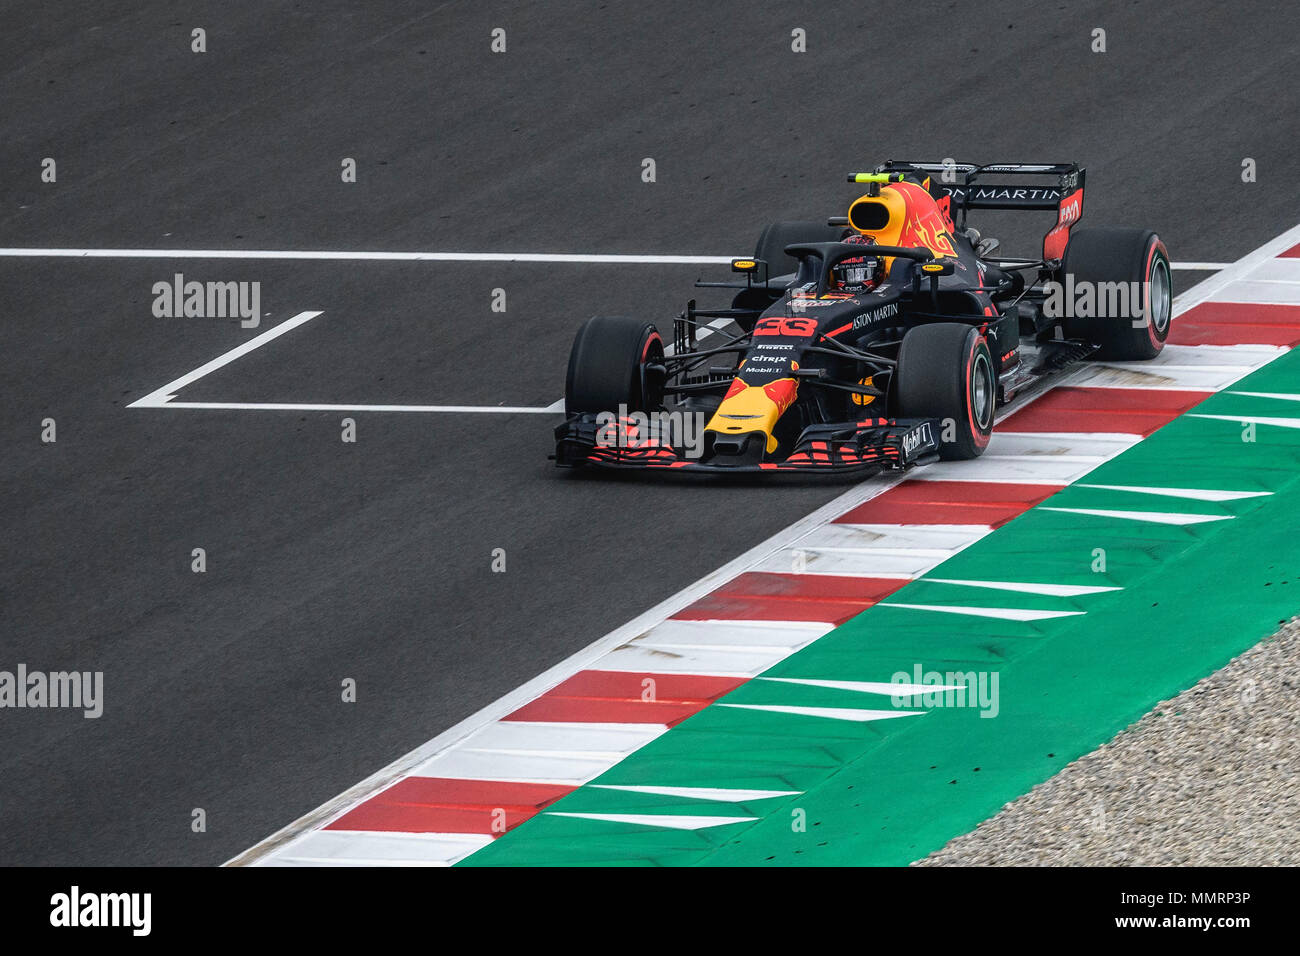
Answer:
xmin=760 ymin=677 xmax=958 ymax=695
xmin=879 ymin=602 xmax=1086 ymax=621
xmin=1190 ymin=414 xmax=1300 ymax=430
xmin=718 ymin=704 xmax=924 ymax=722
xmin=923 ymin=578 xmax=1122 ymax=596
xmin=545 ymin=812 xmax=756 ymax=830
xmin=1075 ymin=484 xmax=1271 ymax=502
xmin=1229 ymin=391 xmax=1300 ymax=402
xmin=1041 ymin=507 xmax=1233 ymax=526
xmin=591 ymin=785 xmax=801 ymax=802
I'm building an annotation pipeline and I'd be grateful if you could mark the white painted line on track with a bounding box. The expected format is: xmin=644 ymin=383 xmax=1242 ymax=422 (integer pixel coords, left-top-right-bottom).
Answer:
xmin=591 ymin=784 xmax=802 ymax=802
xmin=129 ymin=309 xmax=563 ymax=414
xmin=141 ymin=312 xmax=741 ymax=415
xmin=128 ymin=311 xmax=322 ymax=408
xmin=0 ymin=246 xmax=1232 ymax=269
xmin=0 ymin=247 xmax=735 ymax=264
xmin=717 ymin=703 xmax=923 ymax=722
xmin=158 ymin=401 xmax=562 ymax=414
xmin=761 ymin=677 xmax=959 ymax=695
xmin=544 ymin=812 xmax=758 ymax=830
xmin=879 ymin=602 xmax=1087 ymax=622
xmin=1173 ymin=223 xmax=1300 ymax=309
xmin=58 ymin=249 xmax=1243 ymax=415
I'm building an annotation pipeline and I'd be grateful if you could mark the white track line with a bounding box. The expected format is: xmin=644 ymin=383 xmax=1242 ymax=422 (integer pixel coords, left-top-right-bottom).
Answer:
xmin=128 ymin=311 xmax=322 ymax=408
xmin=1172 ymin=225 xmax=1300 ymax=308
xmin=129 ymin=310 xmax=563 ymax=414
xmin=0 ymin=247 xmax=734 ymax=264
xmin=158 ymin=401 xmax=562 ymax=414
xmin=135 ymin=311 xmax=738 ymax=416
xmin=0 ymin=245 xmax=1228 ymax=268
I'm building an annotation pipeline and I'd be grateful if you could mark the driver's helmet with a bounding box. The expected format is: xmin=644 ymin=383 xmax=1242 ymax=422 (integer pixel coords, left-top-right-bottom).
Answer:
xmin=832 ymin=233 xmax=882 ymax=291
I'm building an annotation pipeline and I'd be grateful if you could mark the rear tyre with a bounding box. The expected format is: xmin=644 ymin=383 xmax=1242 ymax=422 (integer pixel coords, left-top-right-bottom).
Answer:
xmin=564 ymin=316 xmax=664 ymax=416
xmin=1059 ymin=227 xmax=1172 ymax=360
xmin=896 ymin=322 xmax=994 ymax=461
xmin=753 ymin=220 xmax=846 ymax=280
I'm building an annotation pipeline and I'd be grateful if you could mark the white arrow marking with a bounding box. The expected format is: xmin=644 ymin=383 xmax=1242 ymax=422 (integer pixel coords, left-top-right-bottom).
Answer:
xmin=1075 ymin=484 xmax=1271 ymax=502
xmin=760 ymin=677 xmax=959 ymax=695
xmin=1229 ymin=391 xmax=1300 ymax=402
xmin=1041 ymin=507 xmax=1234 ymax=526
xmin=719 ymin=704 xmax=924 ymax=721
xmin=879 ymin=602 xmax=1086 ymax=621
xmin=1190 ymin=414 xmax=1300 ymax=430
xmin=545 ymin=812 xmax=756 ymax=830
xmin=922 ymin=579 xmax=1121 ymax=597
xmin=591 ymin=785 xmax=801 ymax=802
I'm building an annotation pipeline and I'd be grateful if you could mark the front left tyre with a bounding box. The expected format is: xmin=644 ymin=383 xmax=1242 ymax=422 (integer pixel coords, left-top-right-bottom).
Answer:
xmin=895 ymin=322 xmax=995 ymax=460
xmin=564 ymin=315 xmax=665 ymax=416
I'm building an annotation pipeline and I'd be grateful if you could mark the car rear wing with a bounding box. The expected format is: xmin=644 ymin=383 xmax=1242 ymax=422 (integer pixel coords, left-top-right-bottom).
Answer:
xmin=874 ymin=161 xmax=1085 ymax=261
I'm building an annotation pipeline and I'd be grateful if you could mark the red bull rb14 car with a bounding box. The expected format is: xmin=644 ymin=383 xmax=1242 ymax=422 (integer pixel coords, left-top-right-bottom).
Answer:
xmin=554 ymin=161 xmax=1172 ymax=474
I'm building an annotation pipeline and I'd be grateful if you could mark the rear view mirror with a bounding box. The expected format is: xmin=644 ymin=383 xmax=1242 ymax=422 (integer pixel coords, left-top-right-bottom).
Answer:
xmin=920 ymin=259 xmax=956 ymax=276
xmin=732 ymin=257 xmax=769 ymax=285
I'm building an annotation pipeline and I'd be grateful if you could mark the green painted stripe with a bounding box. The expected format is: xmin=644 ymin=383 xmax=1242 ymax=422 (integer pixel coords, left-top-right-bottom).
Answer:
xmin=463 ymin=348 xmax=1300 ymax=866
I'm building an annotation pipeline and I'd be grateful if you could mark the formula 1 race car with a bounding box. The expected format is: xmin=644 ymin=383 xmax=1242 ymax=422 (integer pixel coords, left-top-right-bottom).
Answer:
xmin=554 ymin=161 xmax=1172 ymax=474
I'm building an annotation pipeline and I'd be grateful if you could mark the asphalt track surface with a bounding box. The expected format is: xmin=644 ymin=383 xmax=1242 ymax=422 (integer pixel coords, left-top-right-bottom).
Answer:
xmin=2 ymin=1 xmax=1298 ymax=865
